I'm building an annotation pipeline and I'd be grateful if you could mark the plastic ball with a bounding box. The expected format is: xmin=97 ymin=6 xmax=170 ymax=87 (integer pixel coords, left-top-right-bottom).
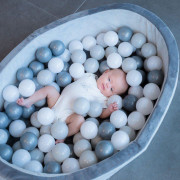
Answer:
xmin=62 ymin=158 xmax=80 ymax=173
xmin=104 ymin=31 xmax=119 ymax=46
xmin=105 ymin=46 xmax=118 ymax=58
xmin=90 ymin=45 xmax=105 ymax=60
xmin=36 ymin=47 xmax=52 ymax=63
xmin=16 ymin=67 xmax=33 ymax=82
xmin=0 ymin=144 xmax=13 ymax=162
xmin=69 ymin=40 xmax=83 ymax=53
xmin=29 ymin=61 xmax=45 ymax=76
xmin=136 ymin=97 xmax=154 ymax=115
xmin=132 ymin=56 xmax=143 ymax=69
xmin=30 ymin=111 xmax=41 ymax=128
xmin=82 ymin=35 xmax=96 ymax=51
xmin=122 ymin=58 xmax=137 ymax=73
xmin=118 ymin=26 xmax=133 ymax=42
xmin=96 ymin=33 xmax=107 ymax=48
xmin=12 ymin=141 xmax=22 ymax=152
xmin=37 ymin=107 xmax=55 ymax=125
xmin=3 ymin=101 xmax=11 ymax=110
xmin=121 ymin=126 xmax=136 ymax=141
xmin=59 ymin=49 xmax=71 ymax=62
xmin=32 ymin=77 xmax=43 ymax=91
xmin=23 ymin=127 xmax=39 ymax=138
xmin=118 ymin=42 xmax=133 ymax=57
xmin=91 ymin=135 xmax=102 ymax=149
xmin=44 ymin=161 xmax=61 ymax=174
xmin=126 ymin=70 xmax=142 ymax=87
xmin=38 ymin=134 xmax=55 ymax=153
xmin=12 ymin=149 xmax=31 ymax=168
xmin=61 ymin=61 xmax=70 ymax=72
xmin=3 ymin=85 xmax=20 ymax=102
xmin=131 ymin=32 xmax=146 ymax=48
xmin=111 ymin=130 xmax=130 ymax=150
xmin=99 ymin=61 xmax=110 ymax=74
xmin=73 ymin=97 xmax=90 ymax=115
xmin=147 ymin=70 xmax=164 ymax=86
xmin=69 ymin=63 xmax=84 ymax=79
xmin=138 ymin=70 xmax=146 ymax=84
xmin=44 ymin=151 xmax=55 ymax=165
xmin=19 ymin=79 xmax=35 ymax=97
xmin=24 ymin=160 xmax=43 ymax=173
xmin=80 ymin=121 xmax=98 ymax=139
xmin=40 ymin=125 xmax=51 ymax=135
xmin=49 ymin=40 xmax=65 ymax=56
xmin=50 ymin=122 xmax=68 ymax=140
xmin=84 ymin=58 xmax=99 ymax=73
xmin=141 ymin=43 xmax=157 ymax=58
xmin=86 ymin=117 xmax=99 ymax=127
xmin=9 ymin=120 xmax=26 ymax=138
xmin=52 ymin=143 xmax=70 ymax=163
xmin=144 ymin=59 xmax=150 ymax=71
xmin=56 ymin=71 xmax=72 ymax=87
xmin=128 ymin=86 xmax=143 ymax=99
xmin=143 ymin=83 xmax=161 ymax=100
xmin=22 ymin=105 xmax=35 ymax=119
xmin=30 ymin=148 xmax=44 ymax=163
xmin=147 ymin=56 xmax=163 ymax=71
xmin=71 ymin=50 xmax=86 ymax=64
xmin=74 ymin=139 xmax=92 ymax=157
xmin=73 ymin=132 xmax=84 ymax=144
xmin=128 ymin=111 xmax=145 ymax=130
xmin=123 ymin=94 xmax=138 ymax=112
xmin=37 ymin=69 xmax=54 ymax=86
xmin=67 ymin=144 xmax=76 ymax=158
xmin=48 ymin=82 xmax=60 ymax=93
xmin=88 ymin=101 xmax=102 ymax=118
xmin=95 ymin=140 xmax=114 ymax=160
xmin=107 ymin=52 xmax=122 ymax=69
xmin=48 ymin=57 xmax=64 ymax=73
xmin=0 ymin=112 xmax=11 ymax=129
xmin=98 ymin=122 xmax=116 ymax=140
xmin=0 ymin=129 xmax=9 ymax=144
xmin=110 ymin=110 xmax=127 ymax=128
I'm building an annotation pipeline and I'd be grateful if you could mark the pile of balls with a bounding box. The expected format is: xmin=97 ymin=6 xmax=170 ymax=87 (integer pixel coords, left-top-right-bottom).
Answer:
xmin=0 ymin=26 xmax=164 ymax=174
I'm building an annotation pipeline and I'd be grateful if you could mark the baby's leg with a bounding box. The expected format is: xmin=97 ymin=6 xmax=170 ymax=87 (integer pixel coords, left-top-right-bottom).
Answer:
xmin=17 ymin=86 xmax=60 ymax=108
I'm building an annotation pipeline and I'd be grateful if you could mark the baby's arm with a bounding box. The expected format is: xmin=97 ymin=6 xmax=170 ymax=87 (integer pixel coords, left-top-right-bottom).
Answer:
xmin=99 ymin=102 xmax=118 ymax=119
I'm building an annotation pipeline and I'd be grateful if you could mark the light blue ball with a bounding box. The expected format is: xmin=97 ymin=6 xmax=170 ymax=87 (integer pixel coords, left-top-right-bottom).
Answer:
xmin=88 ymin=101 xmax=102 ymax=118
xmin=99 ymin=61 xmax=110 ymax=74
xmin=5 ymin=102 xmax=23 ymax=120
xmin=86 ymin=117 xmax=99 ymax=126
xmin=16 ymin=67 xmax=33 ymax=81
xmin=118 ymin=26 xmax=133 ymax=42
xmin=36 ymin=47 xmax=52 ymax=63
xmin=62 ymin=62 xmax=70 ymax=72
xmin=49 ymin=40 xmax=65 ymax=56
xmin=147 ymin=70 xmax=164 ymax=86
xmin=44 ymin=161 xmax=61 ymax=174
xmin=32 ymin=77 xmax=43 ymax=90
xmin=0 ymin=144 xmax=13 ymax=162
xmin=132 ymin=56 xmax=143 ymax=69
xmin=22 ymin=105 xmax=35 ymax=119
xmin=0 ymin=112 xmax=11 ymax=129
xmin=95 ymin=140 xmax=114 ymax=160
xmin=30 ymin=148 xmax=44 ymax=163
xmin=56 ymin=71 xmax=72 ymax=87
xmin=29 ymin=61 xmax=45 ymax=76
xmin=84 ymin=58 xmax=99 ymax=73
xmin=20 ymin=132 xmax=38 ymax=151
xmin=0 ymin=129 xmax=9 ymax=144
xmin=73 ymin=97 xmax=90 ymax=115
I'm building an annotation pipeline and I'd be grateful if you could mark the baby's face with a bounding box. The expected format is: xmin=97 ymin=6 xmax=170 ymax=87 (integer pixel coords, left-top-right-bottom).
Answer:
xmin=97 ymin=69 xmax=128 ymax=97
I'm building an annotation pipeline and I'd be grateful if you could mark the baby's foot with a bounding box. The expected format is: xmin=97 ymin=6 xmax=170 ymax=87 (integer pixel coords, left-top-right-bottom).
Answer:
xmin=16 ymin=98 xmax=31 ymax=108
xmin=55 ymin=139 xmax=65 ymax=144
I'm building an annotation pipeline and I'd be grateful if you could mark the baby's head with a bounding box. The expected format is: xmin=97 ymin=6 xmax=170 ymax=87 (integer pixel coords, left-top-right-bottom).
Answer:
xmin=97 ymin=69 xmax=128 ymax=97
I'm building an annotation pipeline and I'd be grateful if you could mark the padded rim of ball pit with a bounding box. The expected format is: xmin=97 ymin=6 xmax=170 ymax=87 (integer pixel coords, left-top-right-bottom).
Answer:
xmin=0 ymin=3 xmax=179 ymax=180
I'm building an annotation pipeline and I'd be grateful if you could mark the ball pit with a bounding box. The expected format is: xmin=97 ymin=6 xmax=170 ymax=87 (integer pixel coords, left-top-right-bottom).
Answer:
xmin=0 ymin=3 xmax=178 ymax=180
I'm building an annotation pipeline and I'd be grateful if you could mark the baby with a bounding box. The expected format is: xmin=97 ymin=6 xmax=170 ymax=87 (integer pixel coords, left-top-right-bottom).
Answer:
xmin=17 ymin=69 xmax=128 ymax=143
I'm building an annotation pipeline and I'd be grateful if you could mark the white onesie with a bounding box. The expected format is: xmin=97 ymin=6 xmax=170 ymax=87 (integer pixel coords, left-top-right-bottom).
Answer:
xmin=52 ymin=73 xmax=107 ymax=122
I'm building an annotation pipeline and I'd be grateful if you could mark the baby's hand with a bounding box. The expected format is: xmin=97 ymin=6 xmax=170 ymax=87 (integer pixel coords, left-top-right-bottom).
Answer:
xmin=16 ymin=98 xmax=31 ymax=108
xmin=108 ymin=102 xmax=118 ymax=113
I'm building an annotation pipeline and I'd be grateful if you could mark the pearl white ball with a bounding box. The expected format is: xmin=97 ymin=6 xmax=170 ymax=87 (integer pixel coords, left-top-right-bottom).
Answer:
xmin=104 ymin=31 xmax=119 ymax=46
xmin=37 ymin=69 xmax=54 ymax=86
xmin=69 ymin=63 xmax=84 ymax=79
xmin=62 ymin=158 xmax=80 ymax=173
xmin=48 ymin=82 xmax=60 ymax=93
xmin=69 ymin=40 xmax=83 ymax=53
xmin=105 ymin=46 xmax=118 ymax=58
xmin=3 ymin=85 xmax=20 ymax=102
xmin=136 ymin=97 xmax=154 ymax=115
xmin=146 ymin=56 xmax=163 ymax=71
xmin=107 ymin=95 xmax=122 ymax=109
xmin=96 ymin=33 xmax=107 ymax=48
xmin=84 ymin=58 xmax=99 ymax=73
xmin=48 ymin=57 xmax=64 ymax=73
xmin=131 ymin=33 xmax=146 ymax=48
xmin=58 ymin=49 xmax=71 ymax=62
xmin=90 ymin=45 xmax=105 ymax=60
xmin=71 ymin=50 xmax=86 ymax=64
xmin=24 ymin=160 xmax=43 ymax=173
xmin=107 ymin=53 xmax=122 ymax=68
xmin=73 ymin=132 xmax=84 ymax=144
xmin=128 ymin=111 xmax=145 ymax=130
xmin=121 ymin=126 xmax=136 ymax=141
xmin=82 ymin=35 xmax=96 ymax=51
xmin=141 ymin=43 xmax=157 ymax=58
xmin=30 ymin=111 xmax=41 ymax=128
xmin=126 ymin=70 xmax=142 ymax=87
xmin=122 ymin=57 xmax=137 ymax=73
xmin=128 ymin=86 xmax=144 ymax=99
xmin=118 ymin=42 xmax=133 ymax=57
xmin=44 ymin=151 xmax=55 ymax=164
xmin=40 ymin=124 xmax=51 ymax=135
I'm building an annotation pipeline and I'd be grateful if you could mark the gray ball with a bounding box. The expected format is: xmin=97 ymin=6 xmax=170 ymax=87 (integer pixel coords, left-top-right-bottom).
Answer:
xmin=123 ymin=95 xmax=138 ymax=112
xmin=29 ymin=61 xmax=45 ymax=76
xmin=99 ymin=60 xmax=110 ymax=74
xmin=132 ymin=56 xmax=143 ymax=69
xmin=56 ymin=71 xmax=72 ymax=87
xmin=22 ymin=105 xmax=35 ymax=119
xmin=36 ymin=47 xmax=52 ymax=63
xmin=44 ymin=161 xmax=61 ymax=174
xmin=0 ymin=112 xmax=11 ymax=129
xmin=16 ymin=67 xmax=33 ymax=81
xmin=0 ymin=144 xmax=13 ymax=162
xmin=147 ymin=70 xmax=164 ymax=86
xmin=49 ymin=40 xmax=65 ymax=56
xmin=118 ymin=26 xmax=133 ymax=42
xmin=62 ymin=62 xmax=70 ymax=72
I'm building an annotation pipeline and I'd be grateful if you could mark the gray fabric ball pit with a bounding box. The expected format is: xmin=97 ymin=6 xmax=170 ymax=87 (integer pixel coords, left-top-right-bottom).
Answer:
xmin=0 ymin=3 xmax=179 ymax=180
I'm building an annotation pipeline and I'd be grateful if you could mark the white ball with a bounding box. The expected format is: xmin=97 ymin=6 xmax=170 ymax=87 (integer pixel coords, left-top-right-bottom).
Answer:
xmin=121 ymin=126 xmax=136 ymax=141
xmin=104 ymin=31 xmax=119 ymax=46
xmin=48 ymin=57 xmax=64 ymax=73
xmin=136 ymin=97 xmax=154 ymax=115
xmin=3 ymin=85 xmax=20 ymax=102
xmin=126 ymin=70 xmax=142 ymax=87
xmin=118 ymin=42 xmax=133 ymax=57
xmin=128 ymin=86 xmax=144 ymax=99
xmin=62 ymin=158 xmax=80 ymax=173
xmin=40 ymin=125 xmax=51 ymax=135
xmin=38 ymin=134 xmax=55 ymax=152
xmin=107 ymin=53 xmax=122 ymax=68
xmin=58 ymin=49 xmax=71 ymax=62
xmin=110 ymin=110 xmax=127 ymax=128
xmin=37 ymin=107 xmax=55 ymax=125
xmin=82 ymin=35 xmax=96 ymax=51
xmin=141 ymin=43 xmax=157 ymax=58
xmin=71 ymin=50 xmax=86 ymax=64
xmin=111 ymin=130 xmax=130 ymax=150
xmin=30 ymin=111 xmax=41 ymax=128
xmin=122 ymin=57 xmax=137 ymax=73
xmin=128 ymin=111 xmax=145 ymax=130
xmin=107 ymin=95 xmax=122 ymax=109
xmin=44 ymin=151 xmax=55 ymax=164
xmin=143 ymin=83 xmax=161 ymax=100
xmin=80 ymin=121 xmax=98 ymax=139
xmin=37 ymin=69 xmax=54 ymax=86
xmin=69 ymin=40 xmax=83 ymax=53
xmin=24 ymin=160 xmax=43 ymax=173
xmin=84 ymin=58 xmax=99 ymax=73
xmin=69 ymin=63 xmax=84 ymax=79
xmin=9 ymin=120 xmax=26 ymax=138
xmin=48 ymin=82 xmax=60 ymax=93
xmin=18 ymin=79 xmax=36 ymax=97
xmin=96 ymin=33 xmax=107 ymax=48
xmin=73 ymin=132 xmax=84 ymax=144
xmin=131 ymin=33 xmax=146 ymax=48
xmin=90 ymin=45 xmax=105 ymax=60
xmin=146 ymin=56 xmax=163 ymax=71
xmin=105 ymin=46 xmax=118 ymax=58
